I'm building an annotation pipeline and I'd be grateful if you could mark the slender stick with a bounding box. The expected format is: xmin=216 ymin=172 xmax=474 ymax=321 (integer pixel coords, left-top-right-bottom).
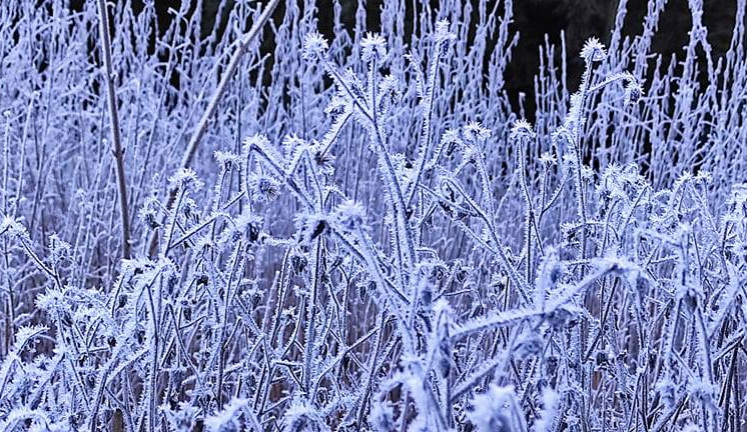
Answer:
xmin=97 ymin=0 xmax=131 ymax=259
xmin=179 ymin=0 xmax=279 ymax=171
xmin=148 ymin=0 xmax=279 ymax=257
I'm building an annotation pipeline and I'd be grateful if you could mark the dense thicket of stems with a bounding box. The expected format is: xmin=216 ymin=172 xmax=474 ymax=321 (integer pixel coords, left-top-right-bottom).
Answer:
xmin=0 ymin=0 xmax=745 ymax=431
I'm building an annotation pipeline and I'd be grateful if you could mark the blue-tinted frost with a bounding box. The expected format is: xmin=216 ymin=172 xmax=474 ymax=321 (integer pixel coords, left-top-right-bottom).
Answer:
xmin=0 ymin=0 xmax=745 ymax=430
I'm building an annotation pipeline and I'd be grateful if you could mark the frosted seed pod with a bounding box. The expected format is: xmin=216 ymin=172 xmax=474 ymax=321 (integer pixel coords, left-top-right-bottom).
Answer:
xmin=336 ymin=200 xmax=365 ymax=230
xmin=624 ymin=79 xmax=644 ymax=105
xmin=510 ymin=119 xmax=535 ymax=142
xmin=580 ymin=37 xmax=606 ymax=62
xmin=301 ymin=32 xmax=328 ymax=62
xmin=360 ymin=32 xmax=387 ymax=62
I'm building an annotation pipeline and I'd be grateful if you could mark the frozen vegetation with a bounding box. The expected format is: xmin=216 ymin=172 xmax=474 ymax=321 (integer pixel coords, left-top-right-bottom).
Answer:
xmin=0 ymin=0 xmax=746 ymax=430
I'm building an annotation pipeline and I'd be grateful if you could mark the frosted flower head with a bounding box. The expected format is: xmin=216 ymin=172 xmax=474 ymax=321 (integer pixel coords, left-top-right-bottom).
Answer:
xmin=181 ymin=197 xmax=197 ymax=219
xmin=248 ymin=173 xmax=280 ymax=203
xmin=539 ymin=152 xmax=557 ymax=165
xmin=379 ymin=74 xmax=402 ymax=102
xmin=48 ymin=234 xmax=71 ymax=264
xmin=162 ymin=402 xmax=199 ymax=432
xmin=1 ymin=215 xmax=29 ymax=241
xmin=463 ymin=121 xmax=491 ymax=143
xmin=139 ymin=196 xmax=160 ymax=229
xmin=302 ymin=32 xmax=328 ymax=62
xmin=361 ymin=32 xmax=387 ymax=62
xmin=433 ymin=298 xmax=453 ymax=319
xmin=0 ymin=215 xmax=15 ymax=236
xmin=213 ymin=150 xmax=240 ymax=171
xmin=220 ymin=212 xmax=262 ymax=244
xmin=168 ymin=168 xmax=203 ymax=191
xmin=434 ymin=20 xmax=456 ymax=56
xmin=552 ymin=125 xmax=573 ymax=158
xmin=509 ymin=119 xmax=535 ymax=141
xmin=311 ymin=149 xmax=335 ymax=176
xmin=324 ymin=95 xmax=349 ymax=121
xmin=440 ymin=128 xmax=464 ymax=156
xmin=727 ymin=183 xmax=747 ymax=210
xmin=693 ymin=170 xmax=712 ymax=185
xmin=624 ymin=78 xmax=644 ymax=105
xmin=336 ymin=200 xmax=366 ymax=230
xmin=580 ymin=37 xmax=606 ymax=62
xmin=36 ymin=287 xmax=66 ymax=315
xmin=139 ymin=206 xmax=159 ymax=230
xmin=688 ymin=380 xmax=717 ymax=409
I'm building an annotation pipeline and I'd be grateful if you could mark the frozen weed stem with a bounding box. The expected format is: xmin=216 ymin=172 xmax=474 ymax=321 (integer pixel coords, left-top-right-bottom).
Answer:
xmin=0 ymin=0 xmax=746 ymax=431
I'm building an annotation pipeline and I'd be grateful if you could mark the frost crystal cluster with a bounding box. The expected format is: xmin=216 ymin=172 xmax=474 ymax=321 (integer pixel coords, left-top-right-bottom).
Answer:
xmin=0 ymin=0 xmax=745 ymax=431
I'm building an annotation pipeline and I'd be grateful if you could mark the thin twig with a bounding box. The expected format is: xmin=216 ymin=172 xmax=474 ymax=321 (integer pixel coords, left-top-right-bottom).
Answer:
xmin=97 ymin=0 xmax=131 ymax=259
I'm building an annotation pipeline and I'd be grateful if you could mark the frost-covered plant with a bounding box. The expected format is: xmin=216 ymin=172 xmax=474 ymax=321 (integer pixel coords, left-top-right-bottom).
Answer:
xmin=0 ymin=0 xmax=746 ymax=431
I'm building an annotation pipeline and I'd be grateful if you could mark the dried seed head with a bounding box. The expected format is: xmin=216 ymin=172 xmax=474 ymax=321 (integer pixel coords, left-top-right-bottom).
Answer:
xmin=510 ymin=119 xmax=535 ymax=142
xmin=335 ymin=200 xmax=366 ymax=230
xmin=580 ymin=37 xmax=606 ymax=62
xmin=361 ymin=32 xmax=387 ymax=62
xmin=624 ymin=79 xmax=644 ymax=105
xmin=302 ymin=32 xmax=328 ymax=63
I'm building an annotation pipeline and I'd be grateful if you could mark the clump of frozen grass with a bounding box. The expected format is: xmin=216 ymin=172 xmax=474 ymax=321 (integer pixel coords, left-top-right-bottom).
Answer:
xmin=0 ymin=0 xmax=746 ymax=431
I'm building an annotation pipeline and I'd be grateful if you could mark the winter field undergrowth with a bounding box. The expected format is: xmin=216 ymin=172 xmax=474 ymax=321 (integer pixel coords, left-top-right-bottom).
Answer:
xmin=1 ymin=0 xmax=747 ymax=431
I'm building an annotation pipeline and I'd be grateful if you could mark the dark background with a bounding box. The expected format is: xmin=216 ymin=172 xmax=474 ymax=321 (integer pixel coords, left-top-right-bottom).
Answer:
xmin=74 ymin=0 xmax=738 ymax=109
